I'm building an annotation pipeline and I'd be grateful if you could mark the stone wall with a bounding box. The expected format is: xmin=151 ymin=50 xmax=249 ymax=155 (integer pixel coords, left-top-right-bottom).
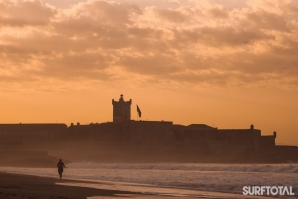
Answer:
xmin=128 ymin=120 xmax=175 ymax=145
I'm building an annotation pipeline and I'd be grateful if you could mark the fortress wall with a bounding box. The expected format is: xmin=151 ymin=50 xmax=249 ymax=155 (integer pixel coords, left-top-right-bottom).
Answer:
xmin=256 ymin=136 xmax=276 ymax=159
xmin=89 ymin=122 xmax=128 ymax=142
xmin=180 ymin=129 xmax=216 ymax=146
xmin=208 ymin=139 xmax=228 ymax=155
xmin=0 ymin=124 xmax=68 ymax=144
xmin=0 ymin=121 xmax=295 ymax=163
xmin=0 ymin=135 xmax=23 ymax=143
xmin=172 ymin=124 xmax=187 ymax=141
xmin=128 ymin=121 xmax=175 ymax=145
xmin=185 ymin=125 xmax=218 ymax=139
xmin=183 ymin=128 xmax=217 ymax=140
xmin=65 ymin=122 xmax=127 ymax=142
xmin=260 ymin=136 xmax=275 ymax=147
xmin=274 ymin=146 xmax=298 ymax=162
xmin=0 ymin=124 xmax=67 ymax=135
xmin=173 ymin=124 xmax=220 ymax=144
xmin=63 ymin=121 xmax=177 ymax=144
xmin=251 ymin=130 xmax=262 ymax=153
xmin=66 ymin=125 xmax=91 ymax=140
xmin=217 ymin=129 xmax=261 ymax=146
xmin=218 ymin=129 xmax=258 ymax=137
xmin=210 ymin=129 xmax=263 ymax=157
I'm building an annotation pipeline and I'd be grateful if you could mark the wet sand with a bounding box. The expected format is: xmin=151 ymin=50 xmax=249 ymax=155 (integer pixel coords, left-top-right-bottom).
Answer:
xmin=0 ymin=172 xmax=145 ymax=199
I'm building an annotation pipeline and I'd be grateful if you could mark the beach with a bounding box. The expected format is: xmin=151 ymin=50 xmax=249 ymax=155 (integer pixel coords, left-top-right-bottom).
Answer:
xmin=0 ymin=163 xmax=297 ymax=199
xmin=0 ymin=171 xmax=274 ymax=199
xmin=0 ymin=172 xmax=145 ymax=199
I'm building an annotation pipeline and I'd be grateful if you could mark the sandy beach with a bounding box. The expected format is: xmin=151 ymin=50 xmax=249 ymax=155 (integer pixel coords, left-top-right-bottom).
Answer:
xmin=0 ymin=170 xmax=278 ymax=199
xmin=0 ymin=172 xmax=145 ymax=199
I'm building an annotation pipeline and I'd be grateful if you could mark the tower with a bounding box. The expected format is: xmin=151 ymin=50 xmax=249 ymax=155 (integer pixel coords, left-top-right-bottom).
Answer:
xmin=112 ymin=94 xmax=132 ymax=123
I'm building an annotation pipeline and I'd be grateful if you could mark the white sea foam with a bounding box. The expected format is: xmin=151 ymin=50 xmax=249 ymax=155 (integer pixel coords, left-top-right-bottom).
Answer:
xmin=67 ymin=162 xmax=298 ymax=173
xmin=1 ymin=163 xmax=297 ymax=198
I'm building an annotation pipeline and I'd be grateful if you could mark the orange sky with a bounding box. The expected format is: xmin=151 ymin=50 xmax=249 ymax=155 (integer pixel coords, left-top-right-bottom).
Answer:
xmin=0 ymin=0 xmax=297 ymax=145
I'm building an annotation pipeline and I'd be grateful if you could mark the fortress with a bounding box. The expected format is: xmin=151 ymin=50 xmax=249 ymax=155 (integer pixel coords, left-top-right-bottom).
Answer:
xmin=0 ymin=94 xmax=297 ymax=164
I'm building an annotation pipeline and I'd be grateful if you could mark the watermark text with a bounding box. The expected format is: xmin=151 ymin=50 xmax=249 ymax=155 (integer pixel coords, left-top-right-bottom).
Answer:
xmin=243 ymin=186 xmax=295 ymax=196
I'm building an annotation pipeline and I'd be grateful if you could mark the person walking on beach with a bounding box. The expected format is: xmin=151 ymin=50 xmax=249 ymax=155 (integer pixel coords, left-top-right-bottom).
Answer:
xmin=57 ymin=159 xmax=66 ymax=179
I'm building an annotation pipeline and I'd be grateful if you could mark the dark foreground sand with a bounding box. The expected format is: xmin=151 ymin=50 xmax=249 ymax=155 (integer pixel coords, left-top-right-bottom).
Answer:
xmin=0 ymin=172 xmax=145 ymax=199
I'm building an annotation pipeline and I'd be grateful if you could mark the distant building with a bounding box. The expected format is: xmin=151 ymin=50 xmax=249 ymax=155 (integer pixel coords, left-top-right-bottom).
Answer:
xmin=112 ymin=94 xmax=132 ymax=123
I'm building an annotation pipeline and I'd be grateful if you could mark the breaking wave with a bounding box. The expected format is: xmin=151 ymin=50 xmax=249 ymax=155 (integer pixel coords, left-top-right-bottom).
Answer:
xmin=68 ymin=162 xmax=298 ymax=173
xmin=1 ymin=162 xmax=298 ymax=198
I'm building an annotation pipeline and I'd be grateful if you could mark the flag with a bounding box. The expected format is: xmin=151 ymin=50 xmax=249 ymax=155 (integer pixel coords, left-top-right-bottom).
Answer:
xmin=137 ymin=105 xmax=141 ymax=118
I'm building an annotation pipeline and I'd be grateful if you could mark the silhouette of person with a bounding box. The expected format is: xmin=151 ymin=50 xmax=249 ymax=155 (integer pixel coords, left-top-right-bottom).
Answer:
xmin=57 ymin=159 xmax=66 ymax=179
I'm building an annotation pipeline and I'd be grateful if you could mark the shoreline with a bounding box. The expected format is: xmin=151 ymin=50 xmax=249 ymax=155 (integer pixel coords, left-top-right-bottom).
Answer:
xmin=0 ymin=172 xmax=146 ymax=199
xmin=0 ymin=170 xmax=273 ymax=199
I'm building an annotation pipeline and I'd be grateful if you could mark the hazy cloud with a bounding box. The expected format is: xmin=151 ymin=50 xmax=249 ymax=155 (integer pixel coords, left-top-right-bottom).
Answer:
xmin=0 ymin=0 xmax=298 ymax=90
xmin=0 ymin=0 xmax=56 ymax=27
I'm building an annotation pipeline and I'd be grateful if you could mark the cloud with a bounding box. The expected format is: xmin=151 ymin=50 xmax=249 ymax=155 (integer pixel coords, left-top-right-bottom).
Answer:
xmin=209 ymin=7 xmax=229 ymax=18
xmin=0 ymin=0 xmax=298 ymax=91
xmin=154 ymin=7 xmax=191 ymax=23
xmin=0 ymin=0 xmax=56 ymax=27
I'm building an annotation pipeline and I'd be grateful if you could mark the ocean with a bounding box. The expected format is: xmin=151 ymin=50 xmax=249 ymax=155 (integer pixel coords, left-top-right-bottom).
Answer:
xmin=1 ymin=163 xmax=297 ymax=198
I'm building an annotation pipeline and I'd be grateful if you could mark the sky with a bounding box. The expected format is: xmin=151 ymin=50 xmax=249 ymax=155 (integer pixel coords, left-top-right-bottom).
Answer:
xmin=0 ymin=0 xmax=298 ymax=145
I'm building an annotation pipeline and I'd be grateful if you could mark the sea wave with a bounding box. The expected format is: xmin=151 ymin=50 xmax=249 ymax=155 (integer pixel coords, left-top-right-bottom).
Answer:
xmin=1 ymin=163 xmax=298 ymax=198
xmin=67 ymin=162 xmax=298 ymax=173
